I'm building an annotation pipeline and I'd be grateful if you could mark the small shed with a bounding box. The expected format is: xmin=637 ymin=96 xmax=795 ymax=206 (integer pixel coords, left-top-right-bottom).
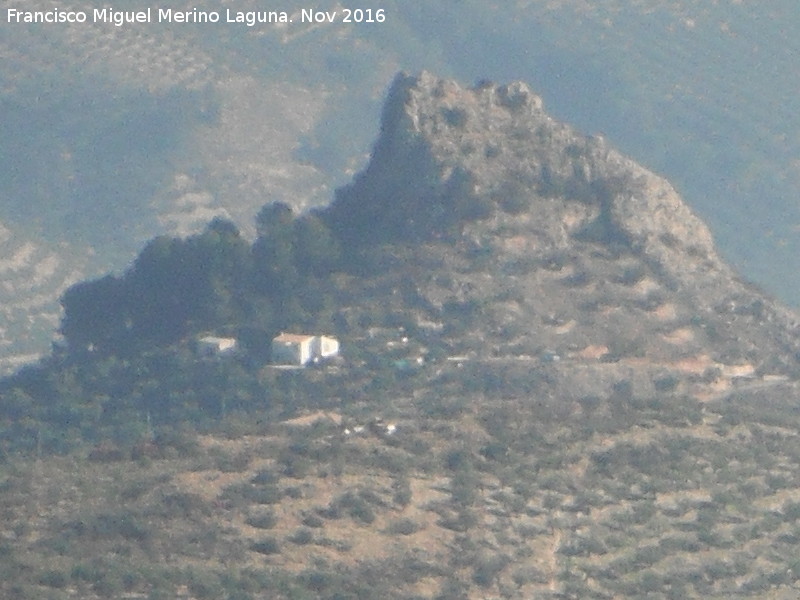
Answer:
xmin=272 ymin=333 xmax=339 ymax=366
xmin=197 ymin=336 xmax=237 ymax=358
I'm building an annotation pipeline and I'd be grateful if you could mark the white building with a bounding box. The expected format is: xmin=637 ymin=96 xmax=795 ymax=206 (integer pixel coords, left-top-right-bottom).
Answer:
xmin=272 ymin=333 xmax=339 ymax=366
xmin=196 ymin=336 xmax=237 ymax=358
xmin=313 ymin=335 xmax=340 ymax=360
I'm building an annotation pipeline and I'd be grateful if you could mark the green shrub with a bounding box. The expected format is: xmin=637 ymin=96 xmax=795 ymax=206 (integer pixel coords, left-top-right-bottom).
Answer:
xmin=187 ymin=570 xmax=224 ymax=599
xmin=246 ymin=510 xmax=277 ymax=530
xmin=288 ymin=528 xmax=314 ymax=546
xmin=284 ymin=486 xmax=304 ymax=499
xmin=298 ymin=570 xmax=338 ymax=593
xmin=250 ymin=538 xmax=280 ymax=555
xmin=250 ymin=469 xmax=279 ymax=485
xmin=559 ymin=534 xmax=606 ymax=557
xmin=392 ymin=478 xmax=413 ymax=507
xmin=436 ymin=577 xmax=470 ymax=600
xmin=333 ymin=491 xmax=379 ymax=524
xmin=71 ymin=563 xmax=103 ymax=584
xmin=617 ymin=265 xmax=647 ymax=286
xmin=654 ymin=375 xmax=679 ymax=392
xmin=471 ymin=554 xmax=508 ymax=588
xmin=301 ymin=514 xmax=324 ymax=528
xmin=158 ymin=491 xmax=210 ymax=518
xmin=93 ymin=573 xmax=125 ymax=597
xmin=213 ymin=450 xmax=253 ymax=473
xmin=223 ymin=482 xmax=283 ymax=506
xmin=281 ymin=455 xmax=311 ymax=478
xmin=782 ymin=500 xmax=800 ymax=521
xmin=438 ymin=509 xmax=478 ymax=532
xmin=67 ymin=510 xmax=151 ymax=542
xmin=39 ymin=569 xmax=68 ymax=589
xmin=560 ymin=270 xmax=591 ymax=288
xmin=349 ymin=502 xmax=375 ymax=525
xmin=385 ymin=518 xmax=420 ymax=536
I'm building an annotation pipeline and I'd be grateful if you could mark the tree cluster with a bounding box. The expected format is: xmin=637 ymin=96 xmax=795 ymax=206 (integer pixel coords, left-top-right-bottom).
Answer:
xmin=0 ymin=172 xmax=494 ymax=455
xmin=0 ymin=203 xmax=349 ymax=455
xmin=60 ymin=204 xmax=341 ymax=358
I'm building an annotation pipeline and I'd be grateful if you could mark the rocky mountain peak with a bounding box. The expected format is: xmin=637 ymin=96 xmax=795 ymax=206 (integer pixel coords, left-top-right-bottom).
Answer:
xmin=325 ymin=72 xmax=800 ymax=376
xmin=334 ymin=71 xmax=724 ymax=287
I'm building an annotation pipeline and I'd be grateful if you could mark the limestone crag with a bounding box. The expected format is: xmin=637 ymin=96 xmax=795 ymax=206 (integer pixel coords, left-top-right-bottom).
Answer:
xmin=336 ymin=71 xmax=723 ymax=286
xmin=327 ymin=72 xmax=800 ymax=374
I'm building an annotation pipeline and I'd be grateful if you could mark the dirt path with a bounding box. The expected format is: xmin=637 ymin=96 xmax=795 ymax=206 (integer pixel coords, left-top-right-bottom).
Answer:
xmin=548 ymin=523 xmax=563 ymax=593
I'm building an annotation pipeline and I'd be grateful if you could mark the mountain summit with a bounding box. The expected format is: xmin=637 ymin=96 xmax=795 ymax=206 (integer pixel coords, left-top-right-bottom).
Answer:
xmin=333 ymin=71 xmax=717 ymax=277
xmin=328 ymin=71 xmax=798 ymax=378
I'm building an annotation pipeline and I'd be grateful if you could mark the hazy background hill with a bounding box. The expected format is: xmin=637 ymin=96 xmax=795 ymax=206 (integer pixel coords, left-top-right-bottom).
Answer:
xmin=3 ymin=0 xmax=800 ymax=372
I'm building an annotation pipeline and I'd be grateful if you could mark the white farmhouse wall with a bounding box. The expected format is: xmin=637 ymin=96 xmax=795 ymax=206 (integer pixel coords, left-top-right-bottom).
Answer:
xmin=197 ymin=336 xmax=237 ymax=358
xmin=272 ymin=333 xmax=340 ymax=365
xmin=314 ymin=335 xmax=340 ymax=359
xmin=272 ymin=334 xmax=315 ymax=365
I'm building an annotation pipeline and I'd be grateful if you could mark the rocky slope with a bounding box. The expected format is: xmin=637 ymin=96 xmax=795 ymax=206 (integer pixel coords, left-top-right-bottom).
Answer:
xmin=337 ymin=72 xmax=720 ymax=273
xmin=329 ymin=72 xmax=800 ymax=378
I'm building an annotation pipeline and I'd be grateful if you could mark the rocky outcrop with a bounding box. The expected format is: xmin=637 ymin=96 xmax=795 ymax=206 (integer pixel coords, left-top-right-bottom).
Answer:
xmin=324 ymin=71 xmax=800 ymax=374
xmin=332 ymin=71 xmax=724 ymax=285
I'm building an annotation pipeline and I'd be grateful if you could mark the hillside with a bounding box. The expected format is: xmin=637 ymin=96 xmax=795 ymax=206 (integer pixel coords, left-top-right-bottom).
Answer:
xmin=4 ymin=0 xmax=800 ymax=374
xmin=3 ymin=72 xmax=800 ymax=599
xmin=327 ymin=72 xmax=800 ymax=376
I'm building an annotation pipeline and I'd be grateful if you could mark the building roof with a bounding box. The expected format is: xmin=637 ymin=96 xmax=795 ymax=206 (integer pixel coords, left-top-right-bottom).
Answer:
xmin=198 ymin=336 xmax=236 ymax=345
xmin=273 ymin=333 xmax=316 ymax=344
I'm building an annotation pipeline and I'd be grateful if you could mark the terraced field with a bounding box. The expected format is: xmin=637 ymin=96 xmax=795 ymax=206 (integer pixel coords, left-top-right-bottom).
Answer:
xmin=4 ymin=370 xmax=800 ymax=598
